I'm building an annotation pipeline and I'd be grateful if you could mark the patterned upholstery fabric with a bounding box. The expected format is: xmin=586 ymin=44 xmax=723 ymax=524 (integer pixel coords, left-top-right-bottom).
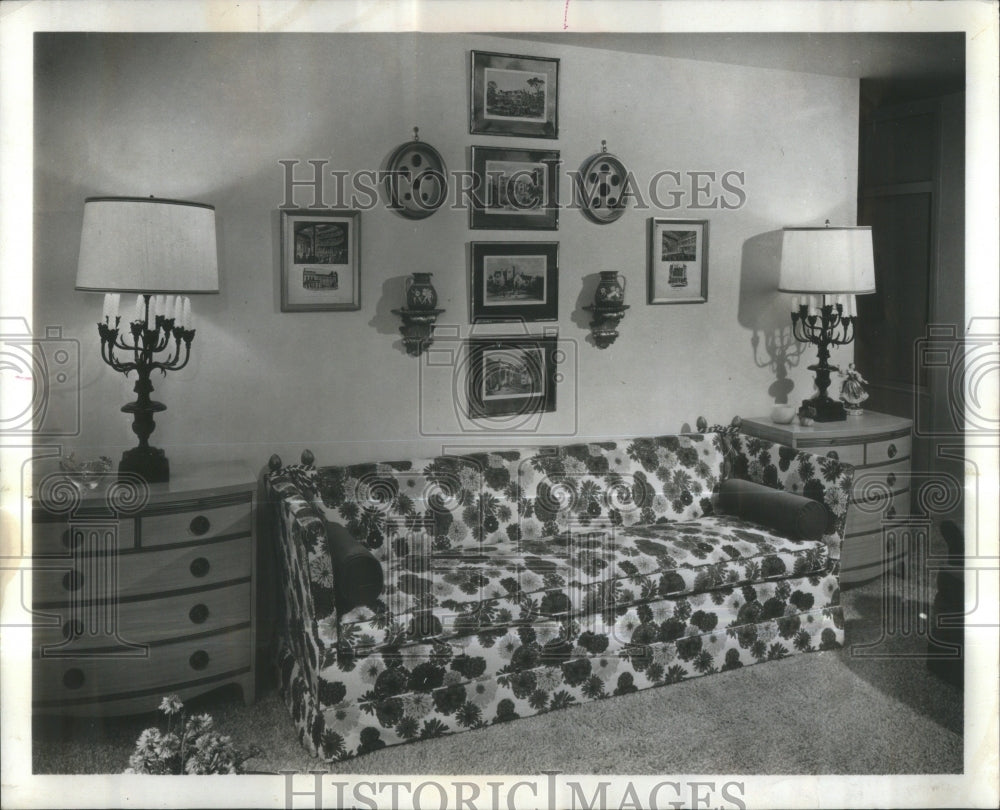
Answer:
xmin=265 ymin=432 xmax=853 ymax=760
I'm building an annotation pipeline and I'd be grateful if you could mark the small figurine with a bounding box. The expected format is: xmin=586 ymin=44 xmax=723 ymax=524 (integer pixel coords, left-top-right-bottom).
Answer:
xmin=839 ymin=363 xmax=869 ymax=414
xmin=797 ymin=404 xmax=816 ymax=427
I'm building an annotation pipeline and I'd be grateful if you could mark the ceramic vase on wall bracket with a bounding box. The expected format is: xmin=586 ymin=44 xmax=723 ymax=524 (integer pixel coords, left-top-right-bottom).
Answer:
xmin=594 ymin=270 xmax=626 ymax=305
xmin=405 ymin=272 xmax=439 ymax=310
xmin=584 ymin=271 xmax=630 ymax=348
xmin=393 ymin=272 xmax=444 ymax=357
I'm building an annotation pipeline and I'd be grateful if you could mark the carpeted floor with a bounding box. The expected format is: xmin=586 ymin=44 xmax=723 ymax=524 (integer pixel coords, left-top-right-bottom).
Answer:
xmin=32 ymin=574 xmax=963 ymax=775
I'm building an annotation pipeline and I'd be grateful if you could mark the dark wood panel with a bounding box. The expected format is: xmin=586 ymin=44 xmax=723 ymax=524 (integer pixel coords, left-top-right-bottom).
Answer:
xmin=856 ymin=191 xmax=933 ymax=414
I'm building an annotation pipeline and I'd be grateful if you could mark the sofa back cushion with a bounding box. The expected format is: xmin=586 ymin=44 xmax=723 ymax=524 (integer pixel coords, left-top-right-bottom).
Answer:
xmin=513 ymin=434 xmax=728 ymax=542
xmin=307 ymin=434 xmax=729 ymax=560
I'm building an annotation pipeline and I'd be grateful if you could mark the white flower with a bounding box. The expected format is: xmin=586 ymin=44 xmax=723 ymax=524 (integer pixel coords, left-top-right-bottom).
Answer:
xmin=652 ymin=645 xmax=676 ymax=666
xmin=652 ymin=494 xmax=671 ymax=514
xmin=459 ymin=467 xmax=482 ymax=492
xmin=309 ymin=554 xmax=335 ymax=589
xmin=534 ymin=623 xmax=561 ymax=645
xmin=685 ymin=624 xmax=701 ymax=637
xmin=535 ymin=667 xmax=563 ymax=692
xmin=158 ymin=695 xmax=183 ymax=716
xmin=651 ymin=602 xmax=674 ymax=623
xmin=593 ymin=655 xmax=620 ymax=681
xmin=443 ymin=669 xmax=464 ymax=686
xmin=323 ymin=702 xmax=360 ymax=731
xmin=488 ymin=454 xmax=507 ymax=469
xmin=468 ymin=678 xmax=498 ymax=708
xmin=521 ymin=519 xmax=543 ymax=542
xmin=614 ymin=609 xmax=641 ymax=640
xmin=757 ymin=623 xmax=778 ymax=644
xmin=562 ymin=457 xmax=587 ymax=475
xmin=519 ymin=570 xmax=544 ymax=592
xmin=448 ymin=521 xmax=469 ymax=544
xmin=358 ymin=656 xmax=386 ymax=684
xmin=403 ymin=692 xmax=434 ymax=718
xmin=825 ymin=488 xmax=849 ymax=513
xmin=495 ymin=632 xmax=520 ymax=660
xmin=688 ymin=592 xmax=707 ymax=607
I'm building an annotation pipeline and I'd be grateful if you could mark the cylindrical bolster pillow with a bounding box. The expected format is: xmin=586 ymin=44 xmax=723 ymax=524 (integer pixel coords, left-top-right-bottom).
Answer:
xmin=324 ymin=520 xmax=385 ymax=613
xmin=718 ymin=479 xmax=828 ymax=541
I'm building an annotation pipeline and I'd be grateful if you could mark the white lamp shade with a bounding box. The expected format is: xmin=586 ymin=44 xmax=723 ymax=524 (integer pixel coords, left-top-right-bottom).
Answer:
xmin=76 ymin=197 xmax=219 ymax=293
xmin=778 ymin=226 xmax=876 ymax=294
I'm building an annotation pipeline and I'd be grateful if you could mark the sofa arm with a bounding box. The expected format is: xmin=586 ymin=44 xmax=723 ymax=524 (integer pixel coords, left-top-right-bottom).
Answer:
xmin=724 ymin=433 xmax=855 ymax=566
xmin=264 ymin=453 xmax=340 ymax=695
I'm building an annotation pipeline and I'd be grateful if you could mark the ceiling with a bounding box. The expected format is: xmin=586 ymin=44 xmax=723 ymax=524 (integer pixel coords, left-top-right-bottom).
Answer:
xmin=508 ymin=32 xmax=965 ymax=81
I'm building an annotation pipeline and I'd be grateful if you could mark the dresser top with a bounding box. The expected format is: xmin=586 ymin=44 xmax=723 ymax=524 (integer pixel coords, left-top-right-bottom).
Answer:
xmin=740 ymin=411 xmax=913 ymax=440
xmin=30 ymin=458 xmax=257 ymax=512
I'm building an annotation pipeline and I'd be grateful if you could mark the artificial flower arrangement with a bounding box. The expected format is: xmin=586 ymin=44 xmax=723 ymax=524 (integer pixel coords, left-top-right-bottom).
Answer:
xmin=124 ymin=695 xmax=260 ymax=774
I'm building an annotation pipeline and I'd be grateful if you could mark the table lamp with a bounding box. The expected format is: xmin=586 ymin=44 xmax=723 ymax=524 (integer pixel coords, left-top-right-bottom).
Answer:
xmin=778 ymin=223 xmax=876 ymax=422
xmin=75 ymin=196 xmax=219 ymax=482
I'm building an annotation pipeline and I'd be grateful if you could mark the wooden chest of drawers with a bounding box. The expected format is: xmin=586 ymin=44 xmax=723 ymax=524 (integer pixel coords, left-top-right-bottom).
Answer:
xmin=31 ymin=461 xmax=257 ymax=715
xmin=739 ymin=412 xmax=914 ymax=585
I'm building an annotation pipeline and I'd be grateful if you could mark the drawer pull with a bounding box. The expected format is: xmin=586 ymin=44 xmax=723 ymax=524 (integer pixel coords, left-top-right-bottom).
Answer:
xmin=826 ymin=450 xmax=839 ymax=460
xmin=189 ymin=603 xmax=210 ymax=624
xmin=189 ymin=557 xmax=211 ymax=578
xmin=887 ymin=443 xmax=897 ymax=459
xmin=62 ymin=570 xmax=83 ymax=591
xmin=189 ymin=650 xmax=210 ymax=671
xmin=63 ymin=668 xmax=85 ymax=690
xmin=189 ymin=515 xmax=211 ymax=536
xmin=887 ymin=472 xmax=897 ymax=487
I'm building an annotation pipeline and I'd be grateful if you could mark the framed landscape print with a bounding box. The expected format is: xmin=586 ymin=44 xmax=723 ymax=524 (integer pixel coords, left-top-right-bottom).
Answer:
xmin=471 ymin=242 xmax=558 ymax=322
xmin=467 ymin=335 xmax=557 ymax=419
xmin=647 ymin=218 xmax=709 ymax=304
xmin=470 ymin=146 xmax=559 ymax=230
xmin=280 ymin=209 xmax=360 ymax=311
xmin=470 ymin=50 xmax=559 ymax=138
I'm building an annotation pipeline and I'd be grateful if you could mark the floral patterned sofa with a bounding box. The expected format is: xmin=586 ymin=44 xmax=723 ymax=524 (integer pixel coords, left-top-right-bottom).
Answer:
xmin=263 ymin=423 xmax=853 ymax=761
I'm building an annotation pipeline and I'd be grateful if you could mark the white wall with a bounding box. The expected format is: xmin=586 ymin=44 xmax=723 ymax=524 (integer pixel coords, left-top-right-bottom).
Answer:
xmin=33 ymin=33 xmax=859 ymax=468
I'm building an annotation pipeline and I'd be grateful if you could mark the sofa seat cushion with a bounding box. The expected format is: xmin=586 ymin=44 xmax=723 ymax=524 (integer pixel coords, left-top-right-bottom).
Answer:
xmin=335 ymin=514 xmax=830 ymax=651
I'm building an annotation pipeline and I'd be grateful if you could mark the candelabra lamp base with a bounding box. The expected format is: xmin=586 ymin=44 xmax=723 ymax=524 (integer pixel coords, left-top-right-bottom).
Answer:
xmin=120 ymin=395 xmax=170 ymax=482
xmin=119 ymin=445 xmax=170 ymax=482
xmin=802 ymin=395 xmax=846 ymax=423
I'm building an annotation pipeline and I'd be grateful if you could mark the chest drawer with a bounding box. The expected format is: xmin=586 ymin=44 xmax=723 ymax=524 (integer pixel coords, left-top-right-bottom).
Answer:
xmin=800 ymin=441 xmax=865 ymax=465
xmin=31 ymin=519 xmax=135 ymax=558
xmin=34 ymin=627 xmax=253 ymax=708
xmin=141 ymin=498 xmax=252 ymax=548
xmin=846 ymin=490 xmax=903 ymax=535
xmin=33 ymin=535 xmax=252 ymax=607
xmin=866 ymin=434 xmax=911 ymax=465
xmin=34 ymin=581 xmax=251 ymax=651
xmin=851 ymin=459 xmax=910 ymax=502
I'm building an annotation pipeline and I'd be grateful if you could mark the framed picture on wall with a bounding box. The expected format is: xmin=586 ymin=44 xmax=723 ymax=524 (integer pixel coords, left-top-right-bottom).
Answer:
xmin=647 ymin=218 xmax=709 ymax=304
xmin=280 ymin=209 xmax=361 ymax=311
xmin=470 ymin=146 xmax=559 ymax=230
xmin=470 ymin=241 xmax=558 ymax=322
xmin=470 ymin=50 xmax=559 ymax=139
xmin=467 ymin=335 xmax=557 ymax=418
